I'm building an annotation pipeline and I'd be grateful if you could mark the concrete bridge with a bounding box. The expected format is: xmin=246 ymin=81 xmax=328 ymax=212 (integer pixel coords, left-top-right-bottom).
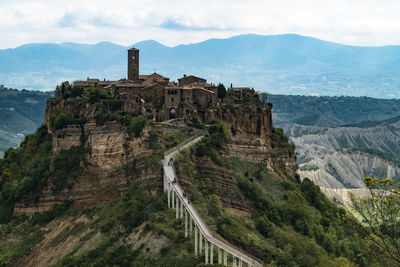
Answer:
xmin=162 ymin=133 xmax=262 ymax=267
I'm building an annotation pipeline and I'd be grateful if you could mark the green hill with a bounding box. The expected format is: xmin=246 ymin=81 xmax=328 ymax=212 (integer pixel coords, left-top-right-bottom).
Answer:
xmin=0 ymin=123 xmax=393 ymax=266
xmin=269 ymin=95 xmax=400 ymax=126
xmin=0 ymin=88 xmax=52 ymax=158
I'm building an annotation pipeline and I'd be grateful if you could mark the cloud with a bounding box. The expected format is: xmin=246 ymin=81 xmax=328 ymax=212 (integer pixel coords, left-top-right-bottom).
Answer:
xmin=158 ymin=18 xmax=227 ymax=31
xmin=1 ymin=0 xmax=400 ymax=48
xmin=57 ymin=12 xmax=118 ymax=28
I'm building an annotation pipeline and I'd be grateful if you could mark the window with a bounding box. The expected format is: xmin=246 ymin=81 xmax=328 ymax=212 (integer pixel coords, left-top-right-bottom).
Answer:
xmin=171 ymin=97 xmax=174 ymax=102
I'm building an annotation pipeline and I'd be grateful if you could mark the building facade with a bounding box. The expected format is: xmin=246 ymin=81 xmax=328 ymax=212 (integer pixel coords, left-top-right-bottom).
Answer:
xmin=73 ymin=48 xmax=218 ymax=122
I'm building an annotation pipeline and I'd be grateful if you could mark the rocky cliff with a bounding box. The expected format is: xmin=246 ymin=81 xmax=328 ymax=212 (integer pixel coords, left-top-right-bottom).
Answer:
xmin=14 ymin=96 xmax=163 ymax=215
xmin=14 ymin=87 xmax=297 ymax=216
xmin=209 ymin=99 xmax=297 ymax=175
xmin=176 ymin=96 xmax=297 ymax=215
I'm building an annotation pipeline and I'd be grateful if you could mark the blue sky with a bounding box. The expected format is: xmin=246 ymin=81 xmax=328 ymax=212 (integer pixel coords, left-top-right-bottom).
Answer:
xmin=1 ymin=0 xmax=400 ymax=49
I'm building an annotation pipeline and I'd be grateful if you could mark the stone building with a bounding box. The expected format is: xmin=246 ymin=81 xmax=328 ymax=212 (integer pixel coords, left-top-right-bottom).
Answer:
xmin=73 ymin=48 xmax=218 ymax=121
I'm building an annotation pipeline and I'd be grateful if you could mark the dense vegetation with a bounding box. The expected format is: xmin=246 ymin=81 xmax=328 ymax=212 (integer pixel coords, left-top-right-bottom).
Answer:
xmin=0 ymin=124 xmax=87 ymax=223
xmin=347 ymin=177 xmax=400 ymax=265
xmin=268 ymin=95 xmax=400 ymax=125
xmin=53 ymin=187 xmax=203 ymax=267
xmin=0 ymin=126 xmax=52 ymax=223
xmin=174 ymin=127 xmax=392 ymax=266
xmin=0 ymin=88 xmax=53 ymax=158
xmin=0 ymin=128 xmax=200 ymax=266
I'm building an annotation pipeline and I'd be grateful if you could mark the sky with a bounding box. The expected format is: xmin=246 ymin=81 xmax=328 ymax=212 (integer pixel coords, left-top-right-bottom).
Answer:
xmin=1 ymin=0 xmax=400 ymax=49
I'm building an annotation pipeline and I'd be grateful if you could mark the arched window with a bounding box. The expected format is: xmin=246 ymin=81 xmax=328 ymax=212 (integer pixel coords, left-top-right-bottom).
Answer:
xmin=170 ymin=108 xmax=176 ymax=119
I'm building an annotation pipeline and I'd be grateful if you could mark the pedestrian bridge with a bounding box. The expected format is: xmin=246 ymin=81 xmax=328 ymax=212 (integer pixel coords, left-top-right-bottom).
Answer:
xmin=162 ymin=133 xmax=262 ymax=267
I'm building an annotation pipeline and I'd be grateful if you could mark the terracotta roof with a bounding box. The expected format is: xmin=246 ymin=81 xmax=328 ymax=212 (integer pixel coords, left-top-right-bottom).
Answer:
xmin=178 ymin=75 xmax=206 ymax=81
xmin=192 ymin=87 xmax=215 ymax=94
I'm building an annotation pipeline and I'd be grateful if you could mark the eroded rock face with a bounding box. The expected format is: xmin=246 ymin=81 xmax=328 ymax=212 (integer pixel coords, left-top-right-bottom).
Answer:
xmin=16 ymin=89 xmax=297 ymax=215
xmin=212 ymin=103 xmax=297 ymax=175
xmin=177 ymin=101 xmax=297 ymax=214
xmin=178 ymin=157 xmax=251 ymax=214
xmin=14 ymin=122 xmax=161 ymax=215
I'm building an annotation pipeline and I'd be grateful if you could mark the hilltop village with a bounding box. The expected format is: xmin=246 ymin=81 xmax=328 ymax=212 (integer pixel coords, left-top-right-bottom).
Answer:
xmin=0 ymin=46 xmax=381 ymax=267
xmin=73 ymin=48 xmax=259 ymax=122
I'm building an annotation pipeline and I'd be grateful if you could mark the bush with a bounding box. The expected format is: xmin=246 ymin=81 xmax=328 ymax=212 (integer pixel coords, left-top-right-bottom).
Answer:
xmin=119 ymin=115 xmax=149 ymax=137
xmin=50 ymin=111 xmax=74 ymax=131
xmin=51 ymin=146 xmax=85 ymax=192
xmin=0 ymin=125 xmax=52 ymax=223
xmin=95 ymin=112 xmax=113 ymax=126
xmin=84 ymin=87 xmax=109 ymax=104
xmin=256 ymin=214 xmax=273 ymax=237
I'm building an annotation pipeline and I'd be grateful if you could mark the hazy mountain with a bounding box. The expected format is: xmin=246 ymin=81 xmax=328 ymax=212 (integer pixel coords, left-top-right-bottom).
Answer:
xmin=2 ymin=34 xmax=400 ymax=98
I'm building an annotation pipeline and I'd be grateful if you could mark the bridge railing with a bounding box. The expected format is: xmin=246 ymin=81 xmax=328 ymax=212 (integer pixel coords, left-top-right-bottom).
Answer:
xmin=163 ymin=135 xmax=262 ymax=266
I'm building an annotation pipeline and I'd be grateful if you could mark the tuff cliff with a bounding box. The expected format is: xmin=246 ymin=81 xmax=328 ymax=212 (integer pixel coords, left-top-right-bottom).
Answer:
xmin=14 ymin=96 xmax=163 ymax=215
xmin=14 ymin=86 xmax=296 ymax=216
xmin=176 ymin=91 xmax=297 ymax=215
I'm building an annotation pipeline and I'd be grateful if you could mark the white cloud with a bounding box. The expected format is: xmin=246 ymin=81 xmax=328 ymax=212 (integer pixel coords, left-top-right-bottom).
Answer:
xmin=1 ymin=0 xmax=400 ymax=48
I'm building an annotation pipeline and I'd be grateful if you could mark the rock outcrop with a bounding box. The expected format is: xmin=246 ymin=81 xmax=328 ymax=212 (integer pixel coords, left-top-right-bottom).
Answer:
xmin=212 ymin=103 xmax=297 ymax=175
xmin=14 ymin=120 xmax=161 ymax=215
xmin=15 ymin=87 xmax=297 ymax=215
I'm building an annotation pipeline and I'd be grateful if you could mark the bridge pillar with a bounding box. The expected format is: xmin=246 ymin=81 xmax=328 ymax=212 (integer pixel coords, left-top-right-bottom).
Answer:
xmin=185 ymin=209 xmax=188 ymax=237
xmin=205 ymin=241 xmax=209 ymax=264
xmin=199 ymin=232 xmax=203 ymax=254
xmin=238 ymin=258 xmax=242 ymax=267
xmin=167 ymin=183 xmax=171 ymax=208
xmin=189 ymin=215 xmax=193 ymax=237
xmin=172 ymin=190 xmax=175 ymax=208
xmin=233 ymin=256 xmax=237 ymax=267
xmin=176 ymin=195 xmax=179 ymax=219
xmin=195 ymin=226 xmax=198 ymax=255
xmin=163 ymin=174 xmax=166 ymax=191
xmin=218 ymin=248 xmax=222 ymax=264
xmin=210 ymin=243 xmax=214 ymax=264
xmin=180 ymin=199 xmax=184 ymax=218
xmin=223 ymin=250 xmax=227 ymax=265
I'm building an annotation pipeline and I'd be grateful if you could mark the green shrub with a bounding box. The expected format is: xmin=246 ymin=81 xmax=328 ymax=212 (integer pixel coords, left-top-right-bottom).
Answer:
xmin=50 ymin=111 xmax=74 ymax=131
xmin=299 ymin=165 xmax=319 ymax=171
xmin=119 ymin=115 xmax=149 ymax=137
xmin=51 ymin=146 xmax=85 ymax=192
xmin=84 ymin=87 xmax=108 ymax=104
xmin=95 ymin=112 xmax=113 ymax=126
xmin=0 ymin=125 xmax=52 ymax=223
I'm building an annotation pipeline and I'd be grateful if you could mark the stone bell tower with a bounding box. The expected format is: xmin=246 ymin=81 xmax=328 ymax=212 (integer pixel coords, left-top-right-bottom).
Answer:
xmin=127 ymin=48 xmax=139 ymax=80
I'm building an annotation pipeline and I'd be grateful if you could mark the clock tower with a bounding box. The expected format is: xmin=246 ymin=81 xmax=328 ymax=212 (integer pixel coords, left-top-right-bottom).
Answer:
xmin=128 ymin=48 xmax=139 ymax=80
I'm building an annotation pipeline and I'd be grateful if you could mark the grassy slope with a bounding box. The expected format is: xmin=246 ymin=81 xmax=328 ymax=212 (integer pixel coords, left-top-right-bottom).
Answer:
xmin=173 ymin=131 xmax=395 ymax=266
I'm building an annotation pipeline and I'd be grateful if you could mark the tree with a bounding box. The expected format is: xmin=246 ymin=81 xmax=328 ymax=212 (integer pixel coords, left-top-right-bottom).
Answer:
xmin=217 ymin=83 xmax=226 ymax=99
xmin=55 ymin=81 xmax=72 ymax=98
xmin=260 ymin=92 xmax=268 ymax=103
xmin=346 ymin=177 xmax=400 ymax=264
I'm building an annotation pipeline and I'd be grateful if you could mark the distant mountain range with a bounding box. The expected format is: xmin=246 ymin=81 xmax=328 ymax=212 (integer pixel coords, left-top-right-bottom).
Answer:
xmin=2 ymin=33 xmax=400 ymax=98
